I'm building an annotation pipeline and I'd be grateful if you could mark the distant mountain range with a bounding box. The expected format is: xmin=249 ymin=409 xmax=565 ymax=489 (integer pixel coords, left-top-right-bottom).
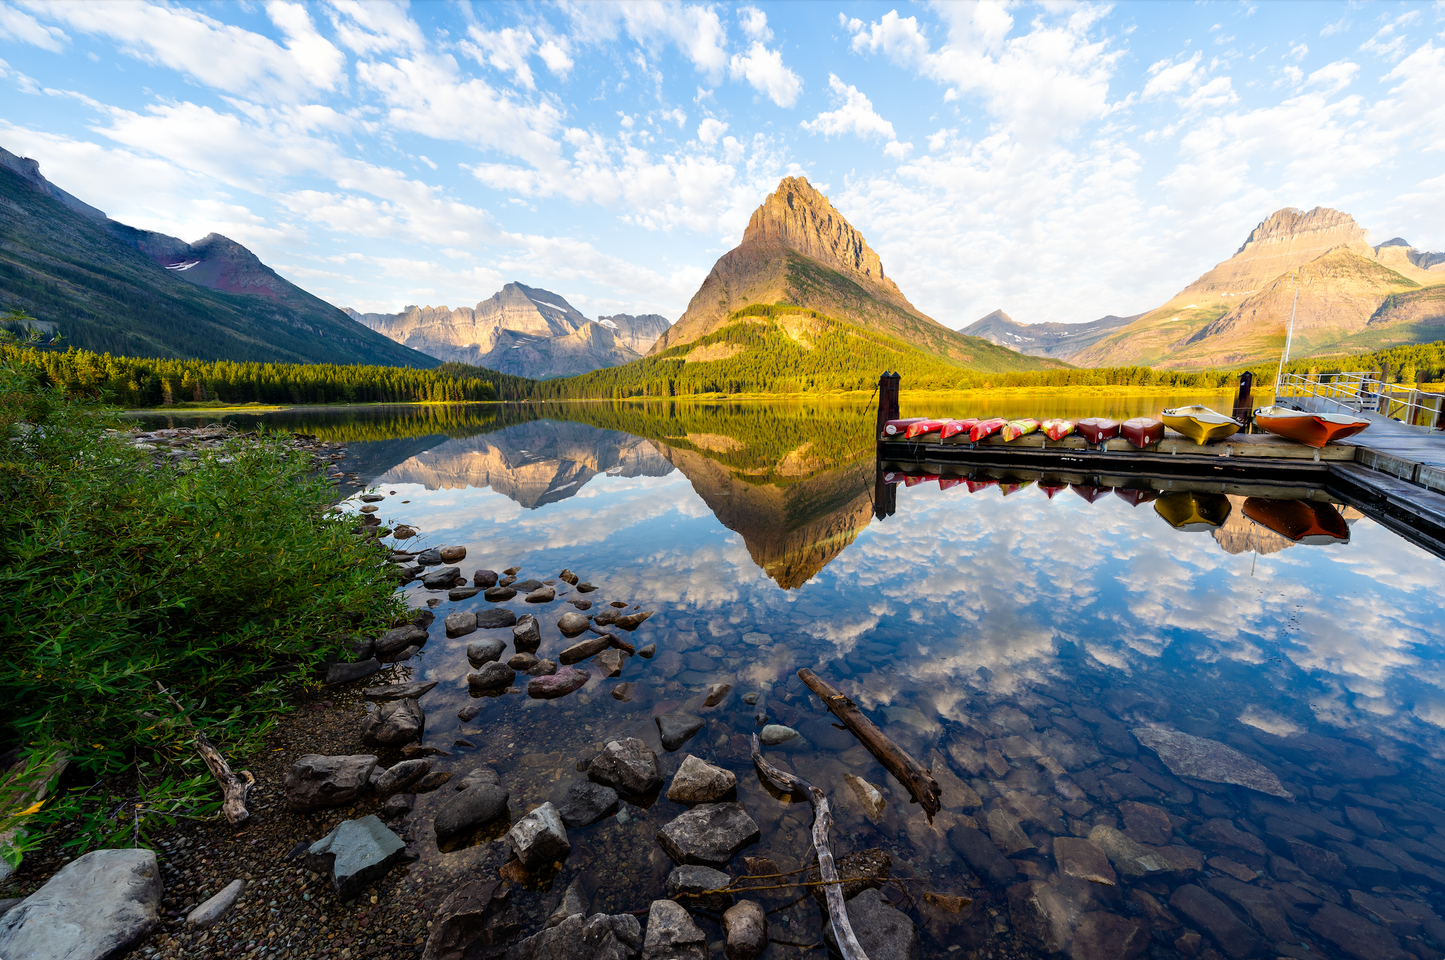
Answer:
xmin=967 ymin=205 xmax=1445 ymax=369
xmin=0 ymin=146 xmax=434 ymax=367
xmin=652 ymin=176 xmax=1057 ymax=373
xmin=346 ymin=288 xmax=671 ymax=379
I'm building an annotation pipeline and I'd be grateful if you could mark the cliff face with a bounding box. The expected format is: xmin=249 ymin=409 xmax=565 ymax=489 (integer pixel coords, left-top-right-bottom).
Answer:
xmin=650 ymin=176 xmax=1023 ymax=368
xmin=598 ymin=313 xmax=671 ymax=353
xmin=348 ymin=283 xmax=653 ymax=377
xmin=1065 ymin=206 xmax=1445 ymax=369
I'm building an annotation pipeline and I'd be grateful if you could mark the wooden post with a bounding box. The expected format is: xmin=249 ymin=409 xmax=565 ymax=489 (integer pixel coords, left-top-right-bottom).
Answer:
xmin=1231 ymin=371 xmax=1254 ymax=424
xmin=875 ymin=372 xmax=900 ymax=440
xmin=873 ymin=461 xmax=896 ymax=521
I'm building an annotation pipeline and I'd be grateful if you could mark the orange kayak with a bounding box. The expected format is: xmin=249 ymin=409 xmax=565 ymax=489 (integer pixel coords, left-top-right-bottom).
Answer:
xmin=1242 ymin=497 xmax=1350 ymax=544
xmin=904 ymin=419 xmax=948 ymax=439
xmin=1002 ymin=418 xmax=1041 ymax=442
xmin=1121 ymin=417 xmax=1165 ymax=449
xmin=970 ymin=418 xmax=1007 ymax=442
xmin=1076 ymin=418 xmax=1119 ymax=444
xmin=883 ymin=418 xmax=926 ymax=437
xmin=1252 ymin=406 xmax=1371 ymax=448
xmin=1042 ymin=419 xmax=1076 ymax=441
xmin=940 ymin=418 xmax=979 ymax=440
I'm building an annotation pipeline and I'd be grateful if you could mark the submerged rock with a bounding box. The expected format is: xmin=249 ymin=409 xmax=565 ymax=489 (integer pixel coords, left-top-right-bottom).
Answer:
xmin=305 ymin=815 xmax=407 ymax=902
xmin=657 ymin=802 xmax=760 ymax=865
xmin=760 ymin=724 xmax=799 ymax=746
xmin=594 ymin=648 xmax=626 ymax=678
xmin=555 ymin=780 xmax=620 ymax=828
xmin=611 ymin=682 xmax=635 ymax=702
xmin=1133 ymin=727 xmax=1291 ymax=797
xmin=1168 ymin=884 xmax=1261 ymax=960
xmin=656 ymin=713 xmax=705 ymax=752
xmin=420 ymin=879 xmax=520 ymax=960
xmin=666 ymin=865 xmax=734 ymax=912
xmin=528 ymin=667 xmax=590 ymax=700
xmin=844 ymin=774 xmax=886 ymax=819
xmin=823 ymin=887 xmax=919 ymax=960
xmin=476 ymin=609 xmax=518 ymax=629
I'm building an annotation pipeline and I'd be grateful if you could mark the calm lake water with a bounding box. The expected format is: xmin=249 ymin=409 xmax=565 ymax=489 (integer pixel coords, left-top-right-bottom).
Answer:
xmin=138 ymin=398 xmax=1445 ymax=960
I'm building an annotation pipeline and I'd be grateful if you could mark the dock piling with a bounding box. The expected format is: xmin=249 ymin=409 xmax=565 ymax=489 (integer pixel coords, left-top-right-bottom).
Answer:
xmin=1231 ymin=371 xmax=1254 ymax=424
xmin=876 ymin=371 xmax=900 ymax=440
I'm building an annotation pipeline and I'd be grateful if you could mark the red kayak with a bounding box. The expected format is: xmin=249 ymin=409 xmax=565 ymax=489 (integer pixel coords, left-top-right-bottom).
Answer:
xmin=1121 ymin=417 xmax=1165 ymax=449
xmin=938 ymin=478 xmax=965 ymax=491
xmin=902 ymin=474 xmax=939 ymax=487
xmin=904 ymin=418 xmax=948 ymax=439
xmin=1042 ymin=419 xmax=1076 ymax=441
xmin=1002 ymin=418 xmax=1041 ymax=442
xmin=1039 ymin=481 xmax=1068 ymax=499
xmin=883 ymin=418 xmax=926 ymax=437
xmin=940 ymin=418 xmax=978 ymax=440
xmin=966 ymin=478 xmax=999 ymax=494
xmin=1071 ymin=484 xmax=1112 ymax=503
xmin=969 ymin=417 xmax=1007 ymax=442
xmin=1076 ymin=418 xmax=1119 ymax=444
xmin=999 ymin=481 xmax=1034 ymax=497
xmin=1114 ymin=487 xmax=1159 ymax=507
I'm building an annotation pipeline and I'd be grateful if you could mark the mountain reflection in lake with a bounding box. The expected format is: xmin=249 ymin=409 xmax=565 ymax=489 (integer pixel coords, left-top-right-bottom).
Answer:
xmin=138 ymin=399 xmax=1445 ymax=960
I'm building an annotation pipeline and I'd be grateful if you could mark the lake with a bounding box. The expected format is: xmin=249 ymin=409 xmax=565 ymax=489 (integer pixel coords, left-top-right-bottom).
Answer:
xmin=136 ymin=397 xmax=1445 ymax=960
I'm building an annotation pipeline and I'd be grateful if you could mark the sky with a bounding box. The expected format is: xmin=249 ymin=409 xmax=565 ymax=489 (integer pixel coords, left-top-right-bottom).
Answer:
xmin=2 ymin=1 xmax=1444 ymax=330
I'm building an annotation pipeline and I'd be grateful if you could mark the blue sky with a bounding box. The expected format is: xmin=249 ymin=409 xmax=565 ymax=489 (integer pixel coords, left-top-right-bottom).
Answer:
xmin=2 ymin=1 xmax=1443 ymax=330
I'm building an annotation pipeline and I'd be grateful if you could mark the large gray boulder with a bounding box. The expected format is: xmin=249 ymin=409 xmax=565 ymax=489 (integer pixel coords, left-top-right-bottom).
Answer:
xmin=375 ymin=623 xmax=428 ymax=656
xmin=284 ymin=754 xmax=379 ymax=811
xmin=641 ymin=899 xmax=707 ymax=960
xmin=507 ymin=802 xmax=571 ymax=870
xmin=505 ymin=911 xmax=642 ymax=960
xmin=555 ymin=780 xmax=619 ymax=828
xmin=360 ymin=698 xmax=425 ymax=747
xmin=421 ymin=879 xmax=521 ymax=960
xmin=305 ymin=815 xmax=408 ymax=902
xmin=667 ymin=755 xmax=736 ymax=804
xmin=0 ymin=848 xmax=163 ymax=960
xmin=657 ymin=803 xmax=760 ymax=866
xmin=435 ymin=783 xmax=511 ymax=841
xmin=512 ymin=615 xmax=541 ymax=652
xmin=468 ymin=663 xmax=516 ymax=692
xmin=587 ymin=738 xmax=662 ymax=795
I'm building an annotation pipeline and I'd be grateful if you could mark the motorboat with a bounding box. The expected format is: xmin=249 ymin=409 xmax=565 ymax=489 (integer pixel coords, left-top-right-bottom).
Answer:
xmin=1252 ymin=405 xmax=1371 ymax=448
xmin=1161 ymin=405 xmax=1243 ymax=444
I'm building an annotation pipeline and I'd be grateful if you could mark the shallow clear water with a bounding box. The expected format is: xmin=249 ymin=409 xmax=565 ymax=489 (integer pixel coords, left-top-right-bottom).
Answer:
xmin=138 ymin=400 xmax=1445 ymax=960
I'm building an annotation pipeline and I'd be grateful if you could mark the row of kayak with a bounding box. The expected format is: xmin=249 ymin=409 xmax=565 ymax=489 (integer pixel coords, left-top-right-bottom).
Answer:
xmin=881 ymin=471 xmax=1350 ymax=543
xmin=883 ymin=404 xmax=1373 ymax=449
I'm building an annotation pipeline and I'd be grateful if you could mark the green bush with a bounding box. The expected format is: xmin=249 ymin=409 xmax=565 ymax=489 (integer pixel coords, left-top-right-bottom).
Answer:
xmin=0 ymin=356 xmax=404 ymax=855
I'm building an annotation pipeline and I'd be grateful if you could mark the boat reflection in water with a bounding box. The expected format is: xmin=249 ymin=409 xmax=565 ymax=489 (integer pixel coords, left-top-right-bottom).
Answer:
xmin=1153 ymin=491 xmax=1233 ymax=532
xmin=1243 ymin=496 xmax=1351 ymax=545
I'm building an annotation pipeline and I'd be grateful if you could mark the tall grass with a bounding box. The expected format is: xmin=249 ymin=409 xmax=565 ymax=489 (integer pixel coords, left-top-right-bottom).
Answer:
xmin=0 ymin=356 xmax=405 ymax=858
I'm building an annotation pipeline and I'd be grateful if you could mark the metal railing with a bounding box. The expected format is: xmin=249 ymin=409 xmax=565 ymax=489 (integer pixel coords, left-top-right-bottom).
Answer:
xmin=1276 ymin=372 xmax=1445 ymax=431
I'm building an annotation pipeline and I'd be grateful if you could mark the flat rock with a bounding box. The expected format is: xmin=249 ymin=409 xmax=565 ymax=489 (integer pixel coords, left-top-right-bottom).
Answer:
xmin=760 ymin=724 xmax=799 ymax=746
xmin=612 ymin=611 xmax=653 ymax=630
xmin=525 ymin=585 xmax=556 ymax=603
xmin=325 ymin=659 xmax=381 ymax=685
xmin=513 ymin=579 xmax=543 ymax=591
xmin=375 ymin=623 xmax=429 ymax=656
xmin=1133 ymin=727 xmax=1291 ymax=797
xmin=507 ymin=802 xmax=571 ymax=870
xmin=0 ymin=848 xmax=162 ymax=959
xmin=559 ymin=635 xmax=610 ymax=664
xmin=528 ymin=659 xmax=558 ymax=677
xmin=986 ymin=807 xmax=1034 ymax=855
xmin=1054 ymin=836 xmax=1116 ymax=886
xmin=360 ymin=697 xmax=425 ymax=747
xmin=1089 ymin=824 xmax=1173 ymax=877
xmin=667 ymin=755 xmax=737 ymax=804
xmin=472 ymin=569 xmax=499 ymax=588
xmin=416 ymin=548 xmax=443 ymax=565
xmin=422 ymin=566 xmax=462 ymax=589
xmin=948 ymin=825 xmax=1018 ymax=887
xmin=467 ymin=663 xmax=516 ymax=691
xmin=1119 ymin=800 xmax=1174 ymax=845
xmin=657 ymin=802 xmax=760 ymax=865
xmin=185 ymin=878 xmax=245 ymax=929
xmin=823 ymin=887 xmax=920 ymax=960
xmin=557 ymin=611 xmax=590 ymax=636
xmin=445 ymin=611 xmax=478 ymax=638
xmin=448 ymin=586 xmax=480 ymax=601
xmin=439 ymin=545 xmax=466 ymax=562
xmin=641 ymin=900 xmax=707 ymax=960
xmin=555 ymin=780 xmax=620 ymax=828
xmin=656 ymin=713 xmax=705 ymax=751
xmin=1008 ymin=880 xmax=1070 ymax=953
xmin=420 ymin=879 xmax=520 ymax=960
xmin=477 ymin=608 xmax=518 ymax=629
xmin=1168 ymin=884 xmax=1261 ymax=960
xmin=306 ymin=815 xmax=407 ymax=901
xmin=546 ymin=881 xmax=589 ymax=928
xmin=703 ymin=683 xmax=732 ymax=707
xmin=722 ymin=900 xmax=768 ymax=960
xmin=509 ymin=652 xmax=540 ymax=671
xmin=375 ymin=759 xmax=432 ymax=796
xmin=508 ymin=911 xmax=641 ymax=960
xmin=285 ymin=754 xmax=378 ymax=811
xmin=594 ymin=648 xmax=625 ymax=678
xmin=845 ymin=774 xmax=886 ymax=819
xmin=467 ymin=638 xmax=507 ymax=666
xmin=666 ymin=865 xmax=734 ymax=912
xmin=434 ymin=783 xmax=511 ymax=841
xmin=1071 ymin=912 xmax=1150 ymax=960
xmin=364 ymin=680 xmax=439 ymax=702
xmin=1207 ymin=877 xmax=1292 ymax=943
xmin=483 ymin=586 xmax=516 ymax=602
xmin=528 ymin=667 xmax=590 ymax=699
xmin=1191 ymin=818 xmax=1266 ymax=856
xmin=588 ymin=738 xmax=662 ymax=795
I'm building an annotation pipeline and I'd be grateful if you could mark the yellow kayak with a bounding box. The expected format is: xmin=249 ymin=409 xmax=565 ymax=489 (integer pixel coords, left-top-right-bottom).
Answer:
xmin=1154 ymin=492 xmax=1232 ymax=532
xmin=1001 ymin=418 xmax=1040 ymax=442
xmin=1160 ymin=405 xmax=1242 ymax=444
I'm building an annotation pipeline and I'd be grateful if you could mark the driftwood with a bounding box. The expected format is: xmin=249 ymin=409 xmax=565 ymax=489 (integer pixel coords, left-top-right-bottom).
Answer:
xmin=797 ymin=669 xmax=941 ymax=819
xmin=751 ymin=734 xmax=869 ymax=960
xmin=157 ymin=682 xmax=255 ymax=825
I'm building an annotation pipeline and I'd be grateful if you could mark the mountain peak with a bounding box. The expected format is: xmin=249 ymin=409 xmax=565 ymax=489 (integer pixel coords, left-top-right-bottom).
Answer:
xmin=1233 ymin=206 xmax=1366 ymax=256
xmin=0 ymin=145 xmax=107 ymax=221
xmin=740 ymin=176 xmax=900 ymax=296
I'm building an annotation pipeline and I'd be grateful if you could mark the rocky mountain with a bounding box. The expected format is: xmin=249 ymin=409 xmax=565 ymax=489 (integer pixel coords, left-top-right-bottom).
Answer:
xmin=0 ymin=145 xmax=435 ymax=367
xmin=1067 ymin=206 xmax=1445 ymax=369
xmin=347 ymin=283 xmax=671 ymax=379
xmin=597 ymin=313 xmax=670 ymax=353
xmin=961 ymin=309 xmax=1139 ymax=360
xmin=650 ymin=176 xmax=1053 ymax=371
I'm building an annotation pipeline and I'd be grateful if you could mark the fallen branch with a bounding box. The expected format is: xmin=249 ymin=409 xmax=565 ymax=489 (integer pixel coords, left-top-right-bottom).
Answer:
xmin=751 ymin=733 xmax=869 ymax=960
xmin=156 ymin=682 xmax=254 ymax=826
xmin=797 ymin=668 xmax=941 ymax=819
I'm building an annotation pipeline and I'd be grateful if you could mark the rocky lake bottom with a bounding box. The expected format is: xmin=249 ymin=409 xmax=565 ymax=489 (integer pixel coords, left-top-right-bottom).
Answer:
xmin=90 ymin=400 xmax=1445 ymax=960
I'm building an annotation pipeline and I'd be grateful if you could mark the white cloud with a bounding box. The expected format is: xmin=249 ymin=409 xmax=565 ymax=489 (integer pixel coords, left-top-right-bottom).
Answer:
xmin=697 ymin=117 xmax=728 ymax=144
xmin=728 ymin=42 xmax=802 ymax=108
xmin=1289 ymin=42 xmax=1309 ymax=62
xmin=0 ymin=3 xmax=68 ymax=52
xmin=38 ymin=0 xmax=346 ymax=102
xmin=569 ymin=2 xmax=729 ymax=83
xmin=801 ymin=74 xmax=896 ymax=141
xmin=884 ymin=140 xmax=914 ymax=159
xmin=537 ymin=38 xmax=573 ymax=77
xmin=738 ymin=6 xmax=771 ymax=43
xmin=1143 ymin=52 xmax=1203 ymax=99
xmin=1320 ymin=18 xmax=1351 ymax=38
xmin=1306 ymin=60 xmax=1360 ymax=95
xmin=464 ymin=26 xmax=540 ymax=89
xmin=324 ymin=0 xmax=425 ymax=55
